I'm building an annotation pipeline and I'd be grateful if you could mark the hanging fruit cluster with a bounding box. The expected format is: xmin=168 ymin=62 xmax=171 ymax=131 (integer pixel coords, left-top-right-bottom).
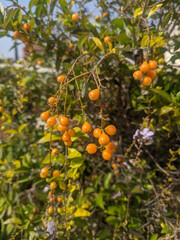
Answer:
xmin=133 ymin=60 xmax=158 ymax=86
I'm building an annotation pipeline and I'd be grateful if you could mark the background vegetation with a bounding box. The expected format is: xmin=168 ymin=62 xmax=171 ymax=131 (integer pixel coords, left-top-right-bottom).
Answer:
xmin=0 ymin=0 xmax=180 ymax=239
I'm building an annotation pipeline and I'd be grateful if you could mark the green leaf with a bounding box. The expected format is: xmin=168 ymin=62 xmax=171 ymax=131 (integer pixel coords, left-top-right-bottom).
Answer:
xmin=14 ymin=9 xmax=22 ymax=24
xmin=151 ymin=89 xmax=171 ymax=102
xmin=5 ymin=129 xmax=18 ymax=134
xmin=141 ymin=35 xmax=148 ymax=47
xmin=98 ymin=229 xmax=110 ymax=239
xmin=74 ymin=208 xmax=90 ymax=217
xmin=105 ymin=216 xmax=119 ymax=225
xmin=18 ymin=123 xmax=27 ymax=133
xmin=85 ymin=187 xmax=95 ymax=194
xmin=4 ymin=217 xmax=22 ymax=225
xmin=150 ymin=234 xmax=158 ymax=240
xmin=0 ymin=2 xmax=4 ymax=24
xmin=4 ymin=9 xmax=14 ymax=27
xmin=160 ymin=106 xmax=173 ymax=115
xmin=91 ymin=37 xmax=105 ymax=53
xmin=78 ymin=34 xmax=89 ymax=51
xmin=67 ymin=168 xmax=77 ymax=178
xmin=69 ymin=157 xmax=84 ymax=168
xmin=103 ymin=172 xmax=112 ymax=189
xmin=38 ymin=133 xmax=61 ymax=143
xmin=147 ymin=4 xmax=163 ymax=19
xmin=134 ymin=8 xmax=143 ymax=19
xmin=111 ymin=18 xmax=124 ymax=29
xmin=95 ymin=194 xmax=104 ymax=209
xmin=42 ymin=153 xmax=65 ymax=164
xmin=68 ymin=148 xmax=81 ymax=159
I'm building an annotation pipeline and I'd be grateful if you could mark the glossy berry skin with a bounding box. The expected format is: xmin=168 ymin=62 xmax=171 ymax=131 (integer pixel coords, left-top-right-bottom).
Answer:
xmin=62 ymin=131 xmax=71 ymax=142
xmin=68 ymin=129 xmax=75 ymax=137
xmin=149 ymin=60 xmax=158 ymax=70
xmin=57 ymin=124 xmax=67 ymax=132
xmin=60 ymin=116 xmax=69 ymax=126
xmin=93 ymin=128 xmax=102 ymax=138
xmin=52 ymin=148 xmax=59 ymax=156
xmin=86 ymin=143 xmax=98 ymax=154
xmin=57 ymin=75 xmax=65 ymax=83
xmin=112 ymin=163 xmax=117 ymax=168
xmin=142 ymin=76 xmax=152 ymax=86
xmin=0 ymin=106 xmax=4 ymax=112
xmin=98 ymin=132 xmax=110 ymax=146
xmin=105 ymin=142 xmax=116 ymax=153
xmin=48 ymin=97 xmax=57 ymax=106
xmin=133 ymin=70 xmax=143 ymax=80
xmin=23 ymin=23 xmax=31 ymax=31
xmin=64 ymin=140 xmax=72 ymax=146
xmin=13 ymin=31 xmax=21 ymax=38
xmin=72 ymin=13 xmax=79 ymax=22
xmin=37 ymin=60 xmax=43 ymax=65
xmin=88 ymin=89 xmax=100 ymax=101
xmin=104 ymin=36 xmax=111 ymax=43
xmin=48 ymin=206 xmax=54 ymax=214
xmin=40 ymin=173 xmax=46 ymax=178
xmin=105 ymin=125 xmax=116 ymax=136
xmin=41 ymin=111 xmax=50 ymax=121
xmin=50 ymin=181 xmax=57 ymax=189
xmin=147 ymin=70 xmax=156 ymax=80
xmin=95 ymin=15 xmax=100 ymax=20
xmin=117 ymin=157 xmax=122 ymax=162
xmin=102 ymin=150 xmax=112 ymax=160
xmin=47 ymin=117 xmax=56 ymax=127
xmin=41 ymin=167 xmax=49 ymax=176
xmin=57 ymin=196 xmax=62 ymax=202
xmin=103 ymin=12 xmax=109 ymax=18
xmin=53 ymin=170 xmax=60 ymax=178
xmin=140 ymin=61 xmax=150 ymax=73
xmin=82 ymin=122 xmax=92 ymax=133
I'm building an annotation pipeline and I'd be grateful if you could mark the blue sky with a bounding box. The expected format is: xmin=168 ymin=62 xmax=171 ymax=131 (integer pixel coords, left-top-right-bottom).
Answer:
xmin=0 ymin=0 xmax=98 ymax=59
xmin=0 ymin=0 xmax=30 ymax=59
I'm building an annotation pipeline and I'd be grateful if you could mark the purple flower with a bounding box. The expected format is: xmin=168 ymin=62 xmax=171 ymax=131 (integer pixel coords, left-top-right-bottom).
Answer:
xmin=47 ymin=221 xmax=55 ymax=235
xmin=140 ymin=128 xmax=154 ymax=140
xmin=133 ymin=129 xmax=140 ymax=140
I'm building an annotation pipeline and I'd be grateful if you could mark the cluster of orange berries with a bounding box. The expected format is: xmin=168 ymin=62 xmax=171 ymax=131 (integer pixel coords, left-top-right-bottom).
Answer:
xmin=82 ymin=122 xmax=116 ymax=160
xmin=133 ymin=60 xmax=158 ymax=86
xmin=41 ymin=106 xmax=75 ymax=147
xmin=47 ymin=191 xmax=64 ymax=214
xmin=111 ymin=157 xmax=124 ymax=174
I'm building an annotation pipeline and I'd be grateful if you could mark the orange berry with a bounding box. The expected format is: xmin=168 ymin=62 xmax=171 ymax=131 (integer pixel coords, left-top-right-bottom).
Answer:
xmin=102 ymin=150 xmax=112 ymax=160
xmin=114 ymin=170 xmax=119 ymax=174
xmin=37 ymin=60 xmax=43 ymax=65
xmin=104 ymin=36 xmax=111 ymax=43
xmin=86 ymin=143 xmax=98 ymax=154
xmin=60 ymin=116 xmax=69 ymax=126
xmin=40 ymin=173 xmax=46 ymax=178
xmin=140 ymin=61 xmax=150 ymax=73
xmin=52 ymin=148 xmax=59 ymax=156
xmin=93 ymin=128 xmax=102 ymax=138
xmin=13 ymin=30 xmax=21 ymax=38
xmin=147 ymin=70 xmax=156 ymax=80
xmin=62 ymin=131 xmax=71 ymax=142
xmin=48 ymin=206 xmax=54 ymax=214
xmin=41 ymin=167 xmax=49 ymax=176
xmin=82 ymin=122 xmax=92 ymax=133
xmin=72 ymin=13 xmax=79 ymax=22
xmin=41 ymin=111 xmax=50 ymax=121
xmin=64 ymin=139 xmax=72 ymax=146
xmin=112 ymin=163 xmax=117 ymax=168
xmin=49 ymin=197 xmax=55 ymax=203
xmin=105 ymin=142 xmax=116 ymax=153
xmin=105 ymin=125 xmax=116 ymax=136
xmin=48 ymin=96 xmax=57 ymax=105
xmin=57 ymin=75 xmax=65 ymax=83
xmin=50 ymin=181 xmax=57 ymax=189
xmin=142 ymin=76 xmax=152 ymax=86
xmin=95 ymin=15 xmax=100 ymax=20
xmin=117 ymin=157 xmax=122 ymax=163
xmin=48 ymin=191 xmax=53 ymax=196
xmin=57 ymin=196 xmax=62 ymax=202
xmin=103 ymin=12 xmax=109 ymax=18
xmin=120 ymin=163 xmax=124 ymax=167
xmin=98 ymin=132 xmax=110 ymax=146
xmin=68 ymin=129 xmax=75 ymax=137
xmin=57 ymin=124 xmax=68 ymax=132
xmin=47 ymin=117 xmax=56 ymax=127
xmin=23 ymin=23 xmax=31 ymax=31
xmin=149 ymin=60 xmax=158 ymax=70
xmin=133 ymin=70 xmax=143 ymax=80
xmin=21 ymin=36 xmax=28 ymax=43
xmin=53 ymin=170 xmax=60 ymax=178
xmin=88 ymin=89 xmax=100 ymax=101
